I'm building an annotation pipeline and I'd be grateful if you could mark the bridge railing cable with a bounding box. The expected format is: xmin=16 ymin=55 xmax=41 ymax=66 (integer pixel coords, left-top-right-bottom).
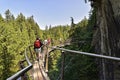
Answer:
xmin=7 ymin=45 xmax=33 ymax=80
xmin=50 ymin=47 xmax=120 ymax=61
xmin=47 ymin=46 xmax=120 ymax=80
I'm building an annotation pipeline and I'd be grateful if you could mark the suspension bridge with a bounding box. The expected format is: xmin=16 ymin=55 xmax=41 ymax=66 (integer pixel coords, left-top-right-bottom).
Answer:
xmin=6 ymin=42 xmax=120 ymax=80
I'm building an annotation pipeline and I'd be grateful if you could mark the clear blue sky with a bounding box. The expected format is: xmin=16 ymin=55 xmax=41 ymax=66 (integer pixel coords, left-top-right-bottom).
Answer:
xmin=0 ymin=0 xmax=91 ymax=30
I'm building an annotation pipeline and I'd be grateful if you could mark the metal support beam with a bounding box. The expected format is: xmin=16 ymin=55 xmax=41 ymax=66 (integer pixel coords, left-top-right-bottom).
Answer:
xmin=61 ymin=51 xmax=65 ymax=80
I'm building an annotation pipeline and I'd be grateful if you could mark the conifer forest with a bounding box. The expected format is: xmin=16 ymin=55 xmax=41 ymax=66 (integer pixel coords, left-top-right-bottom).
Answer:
xmin=1 ymin=0 xmax=120 ymax=80
xmin=0 ymin=8 xmax=97 ymax=80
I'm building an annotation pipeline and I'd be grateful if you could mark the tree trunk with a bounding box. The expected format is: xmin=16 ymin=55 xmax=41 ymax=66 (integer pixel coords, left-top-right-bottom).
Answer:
xmin=92 ymin=0 xmax=120 ymax=80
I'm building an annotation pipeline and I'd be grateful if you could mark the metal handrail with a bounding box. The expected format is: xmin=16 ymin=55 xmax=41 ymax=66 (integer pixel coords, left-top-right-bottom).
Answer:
xmin=50 ymin=46 xmax=120 ymax=61
xmin=7 ymin=45 xmax=33 ymax=80
xmin=47 ymin=46 xmax=120 ymax=80
xmin=7 ymin=44 xmax=120 ymax=80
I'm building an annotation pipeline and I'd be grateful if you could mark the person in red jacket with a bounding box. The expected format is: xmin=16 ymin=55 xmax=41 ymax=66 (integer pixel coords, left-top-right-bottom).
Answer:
xmin=47 ymin=38 xmax=51 ymax=45
xmin=34 ymin=37 xmax=43 ymax=61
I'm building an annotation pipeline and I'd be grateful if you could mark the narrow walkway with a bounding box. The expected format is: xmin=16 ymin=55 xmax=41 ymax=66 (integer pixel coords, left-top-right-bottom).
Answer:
xmin=33 ymin=61 xmax=45 ymax=80
xmin=30 ymin=46 xmax=50 ymax=80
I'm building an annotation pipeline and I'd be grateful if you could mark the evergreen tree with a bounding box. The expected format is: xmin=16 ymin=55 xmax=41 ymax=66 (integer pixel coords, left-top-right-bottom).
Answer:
xmin=0 ymin=10 xmax=43 ymax=79
xmin=5 ymin=9 xmax=12 ymax=22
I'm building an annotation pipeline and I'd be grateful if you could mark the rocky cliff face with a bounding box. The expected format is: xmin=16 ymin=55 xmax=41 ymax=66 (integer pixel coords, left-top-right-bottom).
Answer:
xmin=91 ymin=0 xmax=120 ymax=80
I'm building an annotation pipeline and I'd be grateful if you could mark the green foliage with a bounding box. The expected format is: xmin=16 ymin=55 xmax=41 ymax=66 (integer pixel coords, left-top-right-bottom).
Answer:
xmin=48 ymin=50 xmax=61 ymax=80
xmin=43 ymin=25 xmax=70 ymax=45
xmin=62 ymin=44 xmax=98 ymax=80
xmin=43 ymin=25 xmax=70 ymax=79
xmin=48 ymin=11 xmax=98 ymax=80
xmin=63 ymin=15 xmax=98 ymax=80
xmin=0 ymin=7 xmax=98 ymax=80
xmin=0 ymin=10 xmax=42 ymax=79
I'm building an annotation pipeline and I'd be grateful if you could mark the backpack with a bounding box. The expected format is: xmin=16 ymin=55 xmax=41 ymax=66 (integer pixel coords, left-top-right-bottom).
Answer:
xmin=34 ymin=40 xmax=41 ymax=48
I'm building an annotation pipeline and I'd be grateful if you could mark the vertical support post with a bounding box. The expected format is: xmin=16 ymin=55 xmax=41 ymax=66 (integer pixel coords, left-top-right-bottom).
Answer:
xmin=19 ymin=60 xmax=27 ymax=80
xmin=46 ymin=52 xmax=48 ymax=72
xmin=61 ymin=51 xmax=65 ymax=80
xmin=29 ymin=46 xmax=34 ymax=62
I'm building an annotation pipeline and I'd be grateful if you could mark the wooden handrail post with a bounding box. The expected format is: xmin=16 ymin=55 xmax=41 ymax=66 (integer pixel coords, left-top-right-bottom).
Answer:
xmin=19 ymin=60 xmax=27 ymax=80
xmin=46 ymin=50 xmax=49 ymax=72
xmin=61 ymin=51 xmax=65 ymax=80
xmin=29 ymin=46 xmax=34 ymax=62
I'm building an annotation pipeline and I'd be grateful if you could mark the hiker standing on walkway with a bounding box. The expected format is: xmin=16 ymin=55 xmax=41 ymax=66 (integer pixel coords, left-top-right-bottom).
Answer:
xmin=34 ymin=37 xmax=43 ymax=61
xmin=47 ymin=38 xmax=51 ymax=45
